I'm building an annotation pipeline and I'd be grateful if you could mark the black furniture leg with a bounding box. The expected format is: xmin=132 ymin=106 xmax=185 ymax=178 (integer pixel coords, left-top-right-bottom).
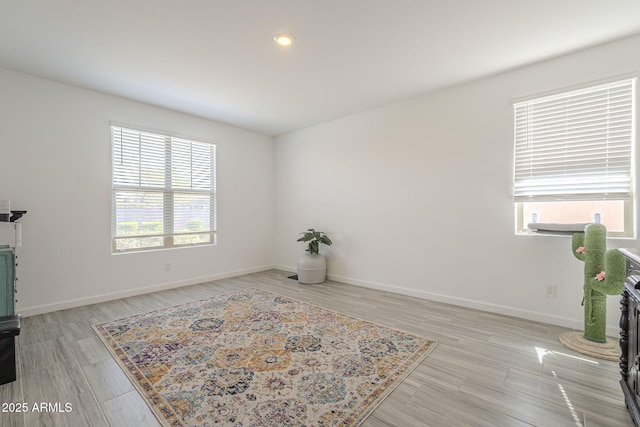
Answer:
xmin=0 ymin=315 xmax=20 ymax=385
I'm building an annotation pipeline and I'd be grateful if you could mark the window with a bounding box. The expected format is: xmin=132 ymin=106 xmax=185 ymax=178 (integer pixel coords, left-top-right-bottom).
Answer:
xmin=514 ymin=78 xmax=635 ymax=237
xmin=111 ymin=125 xmax=216 ymax=252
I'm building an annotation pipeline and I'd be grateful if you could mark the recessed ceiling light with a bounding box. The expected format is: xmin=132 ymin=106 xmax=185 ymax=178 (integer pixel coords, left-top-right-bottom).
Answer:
xmin=274 ymin=33 xmax=294 ymax=47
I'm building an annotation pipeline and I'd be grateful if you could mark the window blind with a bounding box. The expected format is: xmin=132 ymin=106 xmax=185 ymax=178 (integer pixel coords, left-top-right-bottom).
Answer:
xmin=111 ymin=125 xmax=216 ymax=252
xmin=514 ymin=78 xmax=635 ymax=202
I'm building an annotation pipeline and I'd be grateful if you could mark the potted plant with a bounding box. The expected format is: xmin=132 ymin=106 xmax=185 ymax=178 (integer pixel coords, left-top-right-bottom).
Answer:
xmin=296 ymin=229 xmax=332 ymax=284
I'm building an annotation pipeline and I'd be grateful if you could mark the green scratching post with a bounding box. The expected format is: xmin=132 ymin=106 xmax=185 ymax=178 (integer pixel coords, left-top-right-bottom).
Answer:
xmin=559 ymin=223 xmax=625 ymax=360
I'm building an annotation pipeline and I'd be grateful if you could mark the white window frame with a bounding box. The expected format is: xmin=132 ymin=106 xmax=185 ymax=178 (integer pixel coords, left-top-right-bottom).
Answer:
xmin=514 ymin=77 xmax=636 ymax=237
xmin=111 ymin=124 xmax=217 ymax=253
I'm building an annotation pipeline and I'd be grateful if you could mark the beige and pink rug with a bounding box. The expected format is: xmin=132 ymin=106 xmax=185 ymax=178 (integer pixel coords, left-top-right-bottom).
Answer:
xmin=93 ymin=288 xmax=435 ymax=426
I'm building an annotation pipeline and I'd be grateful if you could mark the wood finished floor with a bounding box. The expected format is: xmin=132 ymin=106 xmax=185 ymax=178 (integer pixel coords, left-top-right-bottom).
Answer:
xmin=0 ymin=269 xmax=633 ymax=427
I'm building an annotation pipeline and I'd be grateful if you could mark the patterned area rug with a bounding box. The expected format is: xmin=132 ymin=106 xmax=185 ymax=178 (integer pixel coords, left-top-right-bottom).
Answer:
xmin=93 ymin=288 xmax=436 ymax=426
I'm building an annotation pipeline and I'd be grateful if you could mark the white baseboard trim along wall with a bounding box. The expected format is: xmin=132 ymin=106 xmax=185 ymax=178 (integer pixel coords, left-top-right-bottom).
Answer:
xmin=17 ymin=265 xmax=274 ymax=318
xmin=274 ymin=265 xmax=615 ymax=338
xmin=20 ymin=265 xmax=617 ymax=338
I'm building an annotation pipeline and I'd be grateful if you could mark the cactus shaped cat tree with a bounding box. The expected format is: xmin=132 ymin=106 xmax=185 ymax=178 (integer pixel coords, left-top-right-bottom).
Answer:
xmin=559 ymin=223 xmax=626 ymax=360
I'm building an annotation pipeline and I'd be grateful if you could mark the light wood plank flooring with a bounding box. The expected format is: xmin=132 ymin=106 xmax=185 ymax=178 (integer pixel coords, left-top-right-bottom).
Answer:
xmin=0 ymin=269 xmax=633 ymax=426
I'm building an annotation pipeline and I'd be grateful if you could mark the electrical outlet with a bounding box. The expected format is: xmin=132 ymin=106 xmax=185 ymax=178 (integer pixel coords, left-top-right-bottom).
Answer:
xmin=546 ymin=285 xmax=557 ymax=298
xmin=164 ymin=262 xmax=171 ymax=272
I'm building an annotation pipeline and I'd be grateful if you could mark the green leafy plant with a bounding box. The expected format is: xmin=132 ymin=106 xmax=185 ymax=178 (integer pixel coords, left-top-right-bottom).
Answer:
xmin=297 ymin=229 xmax=332 ymax=255
xmin=186 ymin=219 xmax=204 ymax=231
xmin=118 ymin=222 xmax=139 ymax=235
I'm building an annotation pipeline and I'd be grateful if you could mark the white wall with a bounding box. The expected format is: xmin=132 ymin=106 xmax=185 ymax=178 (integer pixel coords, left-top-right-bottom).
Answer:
xmin=274 ymin=34 xmax=640 ymax=336
xmin=0 ymin=68 xmax=275 ymax=316
xmin=3 ymin=35 xmax=639 ymax=335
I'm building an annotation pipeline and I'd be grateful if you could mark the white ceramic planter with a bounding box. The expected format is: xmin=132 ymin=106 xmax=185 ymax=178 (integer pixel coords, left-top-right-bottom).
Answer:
xmin=297 ymin=253 xmax=327 ymax=284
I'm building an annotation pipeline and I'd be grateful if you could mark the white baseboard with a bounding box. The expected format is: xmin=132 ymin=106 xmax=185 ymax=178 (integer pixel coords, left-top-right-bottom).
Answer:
xmin=20 ymin=264 xmax=618 ymax=338
xmin=275 ymin=265 xmax=617 ymax=338
xmin=18 ymin=265 xmax=275 ymax=317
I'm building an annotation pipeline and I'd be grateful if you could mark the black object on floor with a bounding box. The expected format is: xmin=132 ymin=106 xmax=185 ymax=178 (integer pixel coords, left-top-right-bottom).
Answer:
xmin=288 ymin=275 xmax=298 ymax=280
xmin=0 ymin=315 xmax=20 ymax=385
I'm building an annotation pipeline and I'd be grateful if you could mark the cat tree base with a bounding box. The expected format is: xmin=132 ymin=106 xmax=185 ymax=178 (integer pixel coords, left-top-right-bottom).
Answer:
xmin=559 ymin=331 xmax=620 ymax=361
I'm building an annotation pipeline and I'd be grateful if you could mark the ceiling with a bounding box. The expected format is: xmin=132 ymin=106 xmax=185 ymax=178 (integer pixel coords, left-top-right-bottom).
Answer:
xmin=1 ymin=1 xmax=640 ymax=136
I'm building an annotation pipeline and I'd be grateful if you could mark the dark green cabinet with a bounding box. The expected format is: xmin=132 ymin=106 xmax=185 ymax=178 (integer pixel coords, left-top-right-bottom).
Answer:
xmin=0 ymin=248 xmax=16 ymax=317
